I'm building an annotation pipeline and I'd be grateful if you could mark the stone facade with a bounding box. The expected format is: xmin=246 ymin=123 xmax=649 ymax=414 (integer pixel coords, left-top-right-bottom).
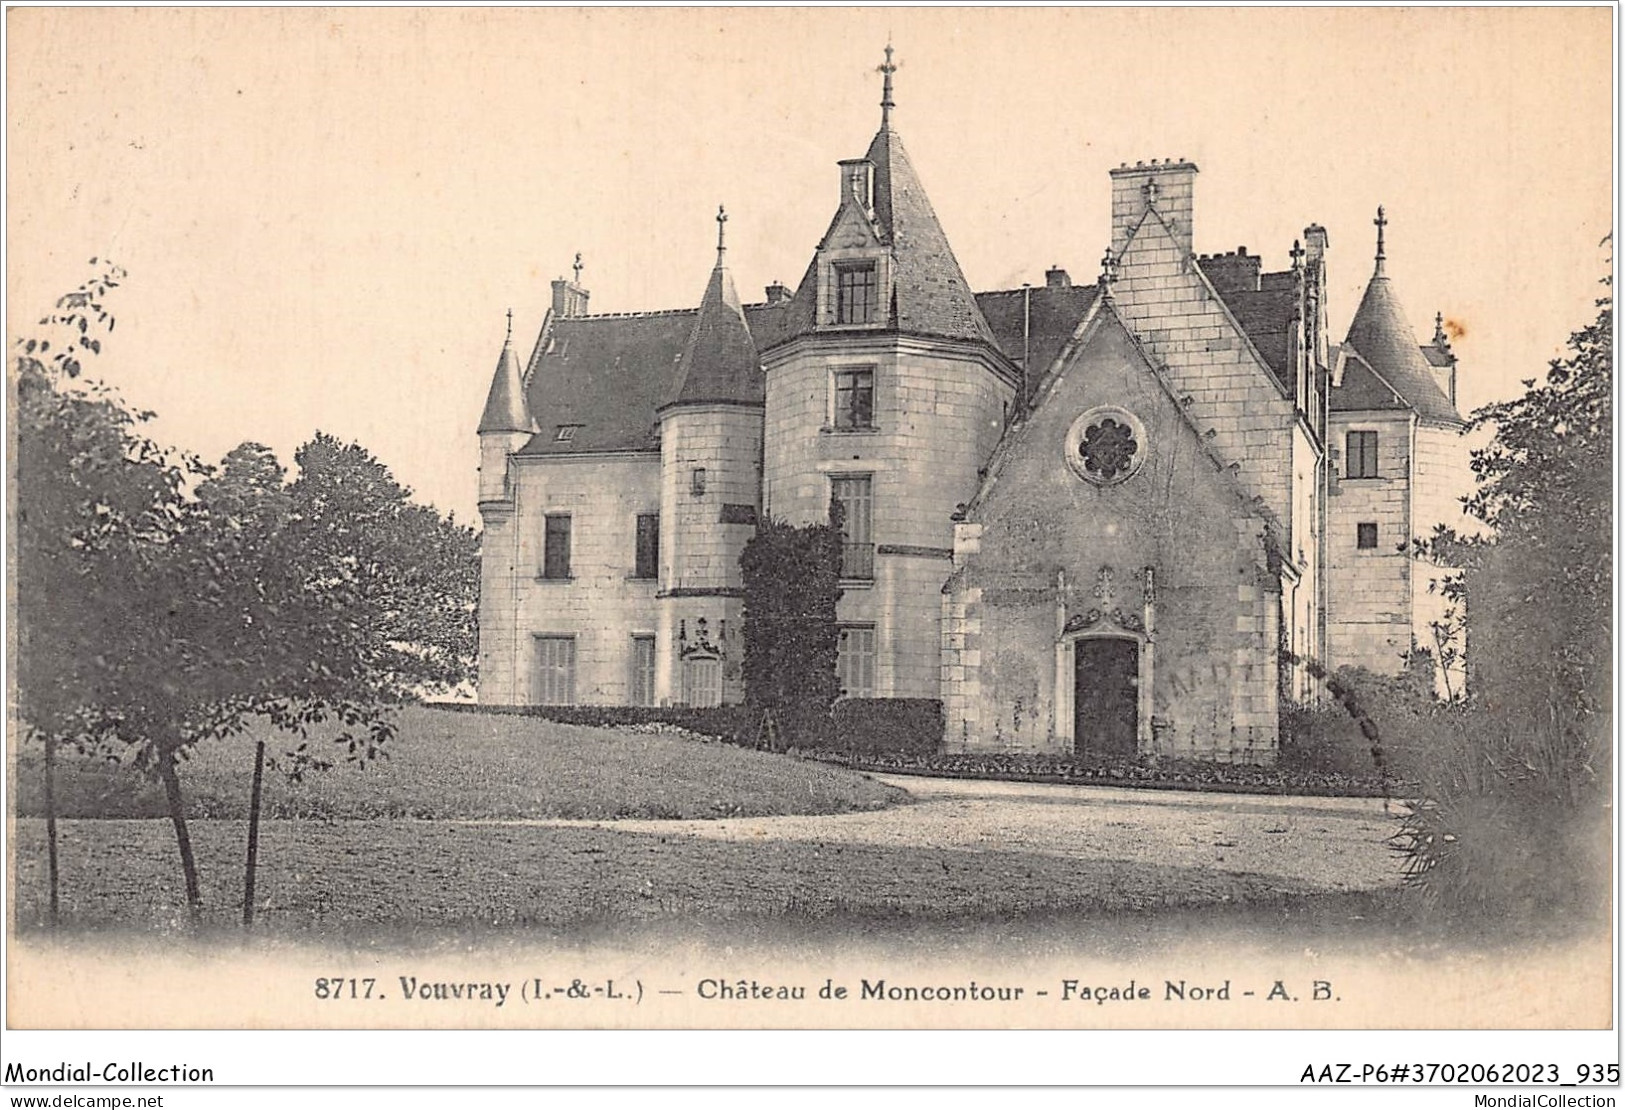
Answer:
xmin=474 ymin=67 xmax=1469 ymax=762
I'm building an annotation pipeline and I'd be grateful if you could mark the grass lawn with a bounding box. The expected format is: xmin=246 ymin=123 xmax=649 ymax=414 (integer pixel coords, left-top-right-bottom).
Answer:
xmin=9 ymin=706 xmax=906 ymax=821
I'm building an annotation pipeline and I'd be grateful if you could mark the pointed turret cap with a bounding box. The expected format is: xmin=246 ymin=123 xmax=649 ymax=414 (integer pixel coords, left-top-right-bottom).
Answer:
xmin=662 ymin=205 xmax=764 ymax=410
xmin=478 ymin=311 xmax=533 ymax=434
xmin=1342 ymin=208 xmax=1461 ymax=424
xmin=774 ymin=48 xmax=1000 ymax=349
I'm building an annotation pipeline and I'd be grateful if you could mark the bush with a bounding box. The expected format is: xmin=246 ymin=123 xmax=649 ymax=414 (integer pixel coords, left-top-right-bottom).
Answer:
xmin=432 ymin=702 xmax=760 ymax=746
xmin=829 ymin=698 xmax=942 ymax=756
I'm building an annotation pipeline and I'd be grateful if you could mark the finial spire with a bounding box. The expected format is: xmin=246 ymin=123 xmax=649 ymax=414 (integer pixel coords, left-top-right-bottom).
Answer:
xmin=1433 ymin=311 xmax=1450 ymax=348
xmin=572 ymin=252 xmax=584 ymax=284
xmin=879 ymin=42 xmax=897 ymax=128
xmin=715 ymin=204 xmax=728 ymax=264
xmin=504 ymin=307 xmax=513 ymax=346
xmin=1099 ymin=246 xmax=1119 ymax=299
xmin=1373 ymin=206 xmax=1387 ymax=276
xmin=1289 ymin=239 xmax=1305 ymax=271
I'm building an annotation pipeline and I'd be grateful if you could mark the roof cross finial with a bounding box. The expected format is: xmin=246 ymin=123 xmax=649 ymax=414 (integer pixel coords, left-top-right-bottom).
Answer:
xmin=879 ymin=42 xmax=897 ymax=128
xmin=1373 ymin=206 xmax=1387 ymax=276
xmin=715 ymin=203 xmax=728 ymax=264
xmin=504 ymin=307 xmax=513 ymax=345
xmin=1434 ymin=311 xmax=1450 ymax=348
xmin=1099 ymin=246 xmax=1119 ymax=298
xmin=572 ymin=252 xmax=583 ymax=284
xmin=1289 ymin=239 xmax=1306 ymax=270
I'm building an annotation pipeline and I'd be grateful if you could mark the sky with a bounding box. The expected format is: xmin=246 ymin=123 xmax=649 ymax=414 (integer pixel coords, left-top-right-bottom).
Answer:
xmin=7 ymin=7 xmax=1614 ymax=524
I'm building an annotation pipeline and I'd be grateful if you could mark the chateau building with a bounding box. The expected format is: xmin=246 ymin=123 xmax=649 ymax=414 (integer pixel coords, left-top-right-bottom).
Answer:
xmin=475 ymin=53 xmax=1469 ymax=762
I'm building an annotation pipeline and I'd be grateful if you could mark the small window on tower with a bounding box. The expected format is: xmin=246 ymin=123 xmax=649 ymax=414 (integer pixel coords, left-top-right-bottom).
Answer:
xmin=1357 ymin=522 xmax=1379 ymax=550
xmin=1345 ymin=431 xmax=1379 ymax=479
xmin=835 ymin=262 xmax=878 ymax=325
xmin=833 ymin=368 xmax=875 ymax=430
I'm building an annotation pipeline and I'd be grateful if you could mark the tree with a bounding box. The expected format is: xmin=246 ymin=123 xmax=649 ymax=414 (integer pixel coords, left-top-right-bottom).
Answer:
xmin=739 ymin=513 xmax=843 ymax=747
xmin=1396 ymin=252 xmax=1612 ymax=921
xmin=14 ymin=262 xmax=196 ymax=918
xmin=14 ymin=265 xmax=481 ymax=917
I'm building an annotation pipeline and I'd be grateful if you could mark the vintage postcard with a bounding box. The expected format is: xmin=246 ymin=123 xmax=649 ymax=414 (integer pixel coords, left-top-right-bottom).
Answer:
xmin=4 ymin=5 xmax=1616 ymax=1089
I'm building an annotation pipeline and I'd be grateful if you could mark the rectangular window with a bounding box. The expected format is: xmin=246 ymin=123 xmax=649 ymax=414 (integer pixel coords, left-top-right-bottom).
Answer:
xmin=835 ymin=262 xmax=878 ymax=325
xmin=533 ymin=636 xmax=576 ymax=705
xmin=1357 ymin=522 xmax=1379 ymax=550
xmin=833 ymin=367 xmax=875 ymax=430
xmin=837 ymin=625 xmax=876 ymax=698
xmin=634 ymin=513 xmax=659 ymax=579
xmin=830 ymin=475 xmax=874 ymax=580
xmin=542 ymin=514 xmax=572 ymax=578
xmin=1345 ymin=431 xmax=1380 ymax=479
xmin=630 ymin=636 xmax=657 ymax=706
xmin=682 ymin=657 xmax=722 ymax=708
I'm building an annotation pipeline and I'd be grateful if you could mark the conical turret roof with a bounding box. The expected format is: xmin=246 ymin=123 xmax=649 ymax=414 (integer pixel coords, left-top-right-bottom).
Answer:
xmin=862 ymin=125 xmax=998 ymax=345
xmin=662 ymin=216 xmax=763 ymax=410
xmin=1342 ymin=214 xmax=1460 ymax=424
xmin=477 ymin=320 xmax=532 ymax=434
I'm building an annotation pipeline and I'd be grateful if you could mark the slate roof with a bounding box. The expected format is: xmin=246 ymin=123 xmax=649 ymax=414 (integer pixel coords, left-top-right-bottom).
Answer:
xmin=774 ymin=125 xmax=1000 ymax=350
xmin=975 ymin=284 xmax=1099 ymax=381
xmin=477 ymin=332 xmax=531 ymax=435
xmin=1206 ymin=271 xmax=1297 ymax=391
xmin=517 ymin=302 xmax=786 ymax=456
xmin=661 ymin=259 xmax=763 ymax=410
xmin=1337 ymin=274 xmax=1462 ymax=423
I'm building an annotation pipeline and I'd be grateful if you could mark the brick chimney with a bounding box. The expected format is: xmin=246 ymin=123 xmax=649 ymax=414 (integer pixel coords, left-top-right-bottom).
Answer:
xmin=764 ymin=281 xmax=791 ymax=305
xmin=1109 ymin=159 xmax=1198 ymax=257
xmin=1045 ymin=266 xmax=1071 ymax=289
xmin=1196 ymin=247 xmax=1262 ymax=294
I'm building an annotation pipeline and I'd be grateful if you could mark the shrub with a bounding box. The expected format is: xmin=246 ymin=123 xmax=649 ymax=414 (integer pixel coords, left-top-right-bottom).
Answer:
xmin=829 ymin=699 xmax=943 ymax=756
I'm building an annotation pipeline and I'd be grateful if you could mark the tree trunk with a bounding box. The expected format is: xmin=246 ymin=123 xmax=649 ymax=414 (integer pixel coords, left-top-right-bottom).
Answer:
xmin=158 ymin=750 xmax=202 ymax=916
xmin=44 ymin=732 xmax=59 ymax=924
xmin=243 ymin=740 xmax=266 ymax=928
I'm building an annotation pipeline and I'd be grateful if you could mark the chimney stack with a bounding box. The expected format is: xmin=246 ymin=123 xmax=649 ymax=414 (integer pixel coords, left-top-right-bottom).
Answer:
xmin=551 ymin=276 xmax=590 ymax=318
xmin=1045 ymin=266 xmax=1071 ymax=289
xmin=764 ymin=282 xmax=791 ymax=305
xmin=1109 ymin=159 xmax=1199 ymax=257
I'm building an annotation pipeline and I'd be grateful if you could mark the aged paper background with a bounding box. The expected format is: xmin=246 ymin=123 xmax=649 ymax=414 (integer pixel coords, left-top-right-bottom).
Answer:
xmin=3 ymin=4 xmax=1615 ymax=1072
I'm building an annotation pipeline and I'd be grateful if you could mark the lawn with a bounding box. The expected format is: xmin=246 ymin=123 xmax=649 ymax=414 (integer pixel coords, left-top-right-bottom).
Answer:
xmin=9 ymin=706 xmax=906 ymax=821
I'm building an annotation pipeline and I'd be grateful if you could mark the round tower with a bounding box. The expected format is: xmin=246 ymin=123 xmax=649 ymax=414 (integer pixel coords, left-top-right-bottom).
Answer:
xmin=475 ymin=311 xmax=536 ymax=704
xmin=656 ymin=207 xmax=765 ymax=706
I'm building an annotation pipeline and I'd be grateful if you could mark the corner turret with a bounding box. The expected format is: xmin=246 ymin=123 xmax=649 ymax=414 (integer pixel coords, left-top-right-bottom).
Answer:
xmin=477 ymin=310 xmax=533 ymax=503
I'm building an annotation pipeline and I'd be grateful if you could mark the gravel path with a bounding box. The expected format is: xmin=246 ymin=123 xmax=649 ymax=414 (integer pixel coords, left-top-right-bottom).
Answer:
xmin=467 ymin=774 xmax=1407 ymax=896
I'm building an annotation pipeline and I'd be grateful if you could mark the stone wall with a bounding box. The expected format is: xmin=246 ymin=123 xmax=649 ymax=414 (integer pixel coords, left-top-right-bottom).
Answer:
xmin=1325 ymin=411 xmax=1414 ymax=674
xmin=942 ymin=311 xmax=1281 ymax=762
xmin=763 ymin=334 xmax=1014 ymax=697
xmin=491 ymin=453 xmax=662 ymax=705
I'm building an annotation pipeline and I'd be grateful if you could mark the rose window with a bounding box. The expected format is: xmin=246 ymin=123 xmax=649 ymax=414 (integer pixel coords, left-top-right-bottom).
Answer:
xmin=1065 ymin=406 xmax=1147 ymax=485
xmin=1079 ymin=418 xmax=1138 ymax=481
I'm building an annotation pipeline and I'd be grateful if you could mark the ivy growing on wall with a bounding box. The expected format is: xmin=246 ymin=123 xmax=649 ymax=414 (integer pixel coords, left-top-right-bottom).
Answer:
xmin=739 ymin=511 xmax=844 ymax=746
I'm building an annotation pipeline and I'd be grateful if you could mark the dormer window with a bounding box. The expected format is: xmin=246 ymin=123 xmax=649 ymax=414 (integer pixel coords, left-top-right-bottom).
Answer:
xmin=555 ymin=424 xmax=582 ymax=443
xmin=835 ymin=262 xmax=878 ymax=325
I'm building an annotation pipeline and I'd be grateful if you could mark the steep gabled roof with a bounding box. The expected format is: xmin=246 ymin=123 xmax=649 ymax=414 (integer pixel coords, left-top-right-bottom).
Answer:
xmin=1330 ymin=345 xmax=1412 ymax=414
xmin=1204 ymin=270 xmax=1297 ymax=390
xmin=975 ymin=283 xmax=1099 ymax=384
xmin=477 ymin=327 xmax=532 ymax=434
xmin=662 ymin=254 xmax=763 ymax=410
xmin=517 ymin=302 xmax=785 ymax=456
